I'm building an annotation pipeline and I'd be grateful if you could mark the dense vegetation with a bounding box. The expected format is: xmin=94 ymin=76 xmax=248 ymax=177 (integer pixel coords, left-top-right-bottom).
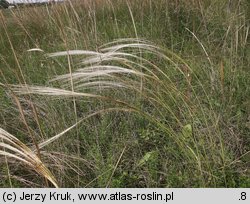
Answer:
xmin=0 ymin=0 xmax=249 ymax=187
xmin=0 ymin=0 xmax=9 ymax=9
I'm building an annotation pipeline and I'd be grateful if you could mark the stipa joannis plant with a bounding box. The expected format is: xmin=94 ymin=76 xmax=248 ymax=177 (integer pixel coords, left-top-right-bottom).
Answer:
xmin=2 ymin=38 xmax=228 ymax=186
xmin=0 ymin=128 xmax=58 ymax=187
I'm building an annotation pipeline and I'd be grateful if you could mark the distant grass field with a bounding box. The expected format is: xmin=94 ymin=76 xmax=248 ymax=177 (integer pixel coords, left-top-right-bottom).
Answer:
xmin=0 ymin=0 xmax=249 ymax=187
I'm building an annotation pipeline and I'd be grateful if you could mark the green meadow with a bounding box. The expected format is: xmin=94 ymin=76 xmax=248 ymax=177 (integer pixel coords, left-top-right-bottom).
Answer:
xmin=0 ymin=0 xmax=249 ymax=187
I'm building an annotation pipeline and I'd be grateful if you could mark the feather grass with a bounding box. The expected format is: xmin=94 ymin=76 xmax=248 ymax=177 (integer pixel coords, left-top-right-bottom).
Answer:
xmin=8 ymin=39 xmax=203 ymax=154
xmin=0 ymin=128 xmax=58 ymax=188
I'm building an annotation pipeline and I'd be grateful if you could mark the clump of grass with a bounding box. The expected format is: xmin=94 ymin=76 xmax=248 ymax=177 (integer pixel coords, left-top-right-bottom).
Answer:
xmin=3 ymin=38 xmax=236 ymax=187
xmin=0 ymin=128 xmax=58 ymax=187
xmin=0 ymin=0 xmax=249 ymax=187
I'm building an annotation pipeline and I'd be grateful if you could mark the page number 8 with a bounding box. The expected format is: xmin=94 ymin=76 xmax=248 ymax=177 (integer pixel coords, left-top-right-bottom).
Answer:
xmin=240 ymin=192 xmax=246 ymax=201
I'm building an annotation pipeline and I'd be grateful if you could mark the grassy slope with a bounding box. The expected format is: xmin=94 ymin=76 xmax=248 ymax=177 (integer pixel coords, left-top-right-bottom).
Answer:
xmin=0 ymin=0 xmax=249 ymax=187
